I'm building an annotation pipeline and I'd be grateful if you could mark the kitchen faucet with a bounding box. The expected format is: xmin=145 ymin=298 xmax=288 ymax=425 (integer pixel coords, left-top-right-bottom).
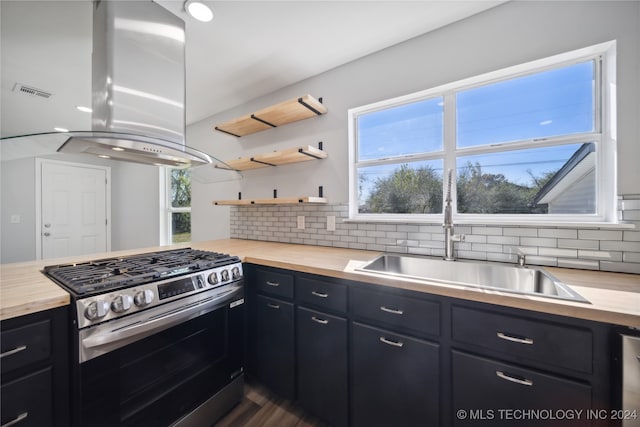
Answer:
xmin=443 ymin=169 xmax=465 ymax=261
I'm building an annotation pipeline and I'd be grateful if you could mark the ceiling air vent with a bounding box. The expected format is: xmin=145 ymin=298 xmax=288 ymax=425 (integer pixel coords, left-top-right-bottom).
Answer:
xmin=12 ymin=83 xmax=52 ymax=99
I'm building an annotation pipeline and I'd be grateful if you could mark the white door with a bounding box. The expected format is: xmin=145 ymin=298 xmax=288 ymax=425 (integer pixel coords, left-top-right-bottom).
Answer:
xmin=40 ymin=160 xmax=110 ymax=259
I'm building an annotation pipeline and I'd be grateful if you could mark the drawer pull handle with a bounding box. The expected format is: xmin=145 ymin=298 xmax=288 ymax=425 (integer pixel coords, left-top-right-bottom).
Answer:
xmin=379 ymin=336 xmax=404 ymax=348
xmin=266 ymin=303 xmax=280 ymax=309
xmin=1 ymin=412 xmax=28 ymax=427
xmin=497 ymin=332 xmax=534 ymax=345
xmin=311 ymin=291 xmax=328 ymax=298
xmin=496 ymin=371 xmax=533 ymax=387
xmin=380 ymin=306 xmax=403 ymax=315
xmin=265 ymin=281 xmax=280 ymax=287
xmin=312 ymin=316 xmax=328 ymax=325
xmin=0 ymin=345 xmax=27 ymax=359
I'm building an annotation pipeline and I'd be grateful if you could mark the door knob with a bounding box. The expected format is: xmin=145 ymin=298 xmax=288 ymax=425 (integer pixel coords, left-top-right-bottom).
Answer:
xmin=44 ymin=223 xmax=51 ymax=228
xmin=43 ymin=232 xmax=51 ymax=236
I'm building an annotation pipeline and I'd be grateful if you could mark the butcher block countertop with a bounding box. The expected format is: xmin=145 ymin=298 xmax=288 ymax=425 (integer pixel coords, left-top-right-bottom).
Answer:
xmin=1 ymin=239 xmax=639 ymax=328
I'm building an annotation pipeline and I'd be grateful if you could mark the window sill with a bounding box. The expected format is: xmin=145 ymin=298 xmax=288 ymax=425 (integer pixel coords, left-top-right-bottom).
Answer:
xmin=345 ymin=217 xmax=636 ymax=230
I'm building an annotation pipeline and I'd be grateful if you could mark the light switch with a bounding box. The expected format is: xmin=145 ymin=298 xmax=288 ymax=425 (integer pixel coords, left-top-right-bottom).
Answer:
xmin=10 ymin=214 xmax=21 ymax=224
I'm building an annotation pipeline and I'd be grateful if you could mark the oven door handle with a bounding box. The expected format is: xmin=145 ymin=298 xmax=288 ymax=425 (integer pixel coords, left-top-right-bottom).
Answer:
xmin=82 ymin=286 xmax=241 ymax=350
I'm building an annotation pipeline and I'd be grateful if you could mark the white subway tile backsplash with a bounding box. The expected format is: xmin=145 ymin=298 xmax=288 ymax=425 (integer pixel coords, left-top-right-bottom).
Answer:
xmin=471 ymin=226 xmax=503 ymax=236
xmin=557 ymin=239 xmax=599 ymax=250
xmin=486 ymin=252 xmax=513 ymax=263
xmin=600 ymin=240 xmax=640 ymax=252
xmin=558 ymin=258 xmax=600 ymax=270
xmin=538 ymin=247 xmax=577 ymax=258
xmin=538 ymin=228 xmax=578 ymax=239
xmin=520 ymin=237 xmax=558 ymax=248
xmin=578 ymin=250 xmax=623 ymax=262
xmin=623 ymin=252 xmax=640 ymax=263
xmin=487 ymin=235 xmax=519 ymax=245
xmin=624 ymin=231 xmax=640 ymax=241
xmin=600 ymin=261 xmax=640 ymax=274
xmin=503 ymin=227 xmax=538 ymax=237
xmin=230 ymin=202 xmax=640 ymax=274
xmin=471 ymin=243 xmax=503 ymax=253
xmin=398 ymin=225 xmax=421 ymax=233
xmin=623 ymin=211 xmax=640 ymax=221
xmin=464 ymin=234 xmax=488 ymax=244
xmin=578 ymin=229 xmax=623 ymax=241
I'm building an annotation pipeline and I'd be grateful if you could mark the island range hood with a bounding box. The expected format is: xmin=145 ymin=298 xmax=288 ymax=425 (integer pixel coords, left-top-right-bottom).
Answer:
xmin=58 ymin=0 xmax=212 ymax=167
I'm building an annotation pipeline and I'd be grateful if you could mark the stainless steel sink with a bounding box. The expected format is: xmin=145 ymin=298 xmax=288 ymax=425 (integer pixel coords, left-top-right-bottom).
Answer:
xmin=356 ymin=254 xmax=590 ymax=303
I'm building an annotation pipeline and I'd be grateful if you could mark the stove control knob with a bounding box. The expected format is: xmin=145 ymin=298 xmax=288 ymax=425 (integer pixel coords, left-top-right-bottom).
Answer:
xmin=111 ymin=295 xmax=133 ymax=313
xmin=220 ymin=269 xmax=230 ymax=282
xmin=231 ymin=266 xmax=241 ymax=280
xmin=134 ymin=290 xmax=155 ymax=307
xmin=207 ymin=272 xmax=219 ymax=285
xmin=85 ymin=300 xmax=110 ymax=321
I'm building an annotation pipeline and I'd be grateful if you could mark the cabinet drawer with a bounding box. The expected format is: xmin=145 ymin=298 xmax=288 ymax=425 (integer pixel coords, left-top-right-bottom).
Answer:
xmin=452 ymin=306 xmax=592 ymax=374
xmin=296 ymin=276 xmax=347 ymax=313
xmin=452 ymin=351 xmax=591 ymax=426
xmin=1 ymin=367 xmax=53 ymax=427
xmin=1 ymin=319 xmax=51 ymax=374
xmin=351 ymin=286 xmax=440 ymax=338
xmin=254 ymin=268 xmax=294 ymax=299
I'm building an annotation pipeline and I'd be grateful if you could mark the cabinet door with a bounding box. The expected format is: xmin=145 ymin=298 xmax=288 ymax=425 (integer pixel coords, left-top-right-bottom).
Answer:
xmin=452 ymin=350 xmax=592 ymax=427
xmin=1 ymin=367 xmax=52 ymax=427
xmin=352 ymin=322 xmax=440 ymax=427
xmin=297 ymin=307 xmax=348 ymax=427
xmin=255 ymin=295 xmax=295 ymax=400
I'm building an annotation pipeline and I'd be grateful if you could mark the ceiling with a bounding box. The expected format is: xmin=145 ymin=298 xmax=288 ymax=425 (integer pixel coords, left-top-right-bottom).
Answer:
xmin=0 ymin=0 xmax=505 ymax=139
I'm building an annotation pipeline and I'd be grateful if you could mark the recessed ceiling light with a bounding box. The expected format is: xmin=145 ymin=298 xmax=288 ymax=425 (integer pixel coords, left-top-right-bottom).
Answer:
xmin=76 ymin=105 xmax=92 ymax=113
xmin=184 ymin=0 xmax=213 ymax=22
xmin=112 ymin=147 xmax=125 ymax=152
xmin=98 ymin=155 xmax=111 ymax=159
xmin=54 ymin=127 xmax=69 ymax=132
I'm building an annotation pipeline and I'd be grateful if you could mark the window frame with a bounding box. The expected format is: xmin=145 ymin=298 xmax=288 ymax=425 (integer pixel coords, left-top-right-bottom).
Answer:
xmin=160 ymin=167 xmax=192 ymax=245
xmin=348 ymin=41 xmax=617 ymax=225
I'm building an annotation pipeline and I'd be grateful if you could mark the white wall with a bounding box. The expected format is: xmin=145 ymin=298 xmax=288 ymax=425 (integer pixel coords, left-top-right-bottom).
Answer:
xmin=0 ymin=153 xmax=161 ymax=263
xmin=188 ymin=1 xmax=639 ymax=241
xmin=109 ymin=162 xmax=161 ymax=251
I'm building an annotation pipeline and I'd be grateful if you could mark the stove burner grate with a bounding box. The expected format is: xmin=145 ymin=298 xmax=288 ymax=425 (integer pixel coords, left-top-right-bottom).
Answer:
xmin=43 ymin=248 xmax=238 ymax=295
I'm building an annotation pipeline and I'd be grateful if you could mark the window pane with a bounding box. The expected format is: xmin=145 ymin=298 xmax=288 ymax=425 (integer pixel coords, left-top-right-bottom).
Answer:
xmin=456 ymin=143 xmax=595 ymax=214
xmin=357 ymin=97 xmax=443 ymax=161
xmin=171 ymin=169 xmax=191 ymax=208
xmin=457 ymin=61 xmax=594 ymax=148
xmin=358 ymin=160 xmax=443 ymax=214
xmin=172 ymin=212 xmax=191 ymax=243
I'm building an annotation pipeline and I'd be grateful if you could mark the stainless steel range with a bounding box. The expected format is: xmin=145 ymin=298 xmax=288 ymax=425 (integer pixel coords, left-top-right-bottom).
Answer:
xmin=43 ymin=248 xmax=245 ymax=427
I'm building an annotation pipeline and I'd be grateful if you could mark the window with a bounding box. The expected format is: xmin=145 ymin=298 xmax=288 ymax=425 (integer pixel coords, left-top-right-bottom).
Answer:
xmin=168 ymin=168 xmax=191 ymax=243
xmin=348 ymin=41 xmax=616 ymax=223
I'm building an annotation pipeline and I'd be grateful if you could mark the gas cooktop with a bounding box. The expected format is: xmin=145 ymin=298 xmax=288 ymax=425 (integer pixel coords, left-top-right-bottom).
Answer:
xmin=43 ymin=248 xmax=240 ymax=296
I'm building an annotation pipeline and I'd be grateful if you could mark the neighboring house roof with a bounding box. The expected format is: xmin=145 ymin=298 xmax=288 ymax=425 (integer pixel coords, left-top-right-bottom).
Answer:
xmin=533 ymin=143 xmax=596 ymax=205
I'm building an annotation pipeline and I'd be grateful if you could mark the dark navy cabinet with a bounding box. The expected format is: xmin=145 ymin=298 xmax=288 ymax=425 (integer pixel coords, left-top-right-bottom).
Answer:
xmin=245 ymin=263 xmax=614 ymax=427
xmin=0 ymin=306 xmax=69 ymax=427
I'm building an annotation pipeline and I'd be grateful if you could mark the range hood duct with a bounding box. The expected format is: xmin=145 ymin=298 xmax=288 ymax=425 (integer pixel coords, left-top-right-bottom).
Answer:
xmin=58 ymin=0 xmax=211 ymax=167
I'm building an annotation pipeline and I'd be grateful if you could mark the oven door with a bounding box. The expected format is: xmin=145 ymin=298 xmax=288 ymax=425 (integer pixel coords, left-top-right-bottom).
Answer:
xmin=73 ymin=282 xmax=244 ymax=427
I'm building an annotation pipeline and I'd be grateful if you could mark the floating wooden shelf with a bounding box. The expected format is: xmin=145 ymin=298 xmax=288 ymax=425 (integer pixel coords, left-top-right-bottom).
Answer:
xmin=213 ymin=196 xmax=328 ymax=206
xmin=215 ymin=144 xmax=327 ymax=171
xmin=214 ymin=94 xmax=327 ymax=137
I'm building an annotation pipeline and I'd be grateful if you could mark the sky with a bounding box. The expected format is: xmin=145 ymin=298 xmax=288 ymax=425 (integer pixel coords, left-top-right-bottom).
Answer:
xmin=356 ymin=60 xmax=595 ymax=205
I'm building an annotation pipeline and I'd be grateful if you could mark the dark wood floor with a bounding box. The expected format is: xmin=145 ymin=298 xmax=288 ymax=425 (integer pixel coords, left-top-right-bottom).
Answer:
xmin=214 ymin=380 xmax=332 ymax=427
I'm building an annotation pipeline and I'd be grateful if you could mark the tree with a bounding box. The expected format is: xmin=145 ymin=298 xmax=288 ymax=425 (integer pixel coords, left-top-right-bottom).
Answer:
xmin=365 ymin=162 xmax=557 ymax=215
xmin=456 ymin=162 xmax=552 ymax=214
xmin=171 ymin=169 xmax=191 ymax=234
xmin=367 ymin=164 xmax=443 ymax=214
